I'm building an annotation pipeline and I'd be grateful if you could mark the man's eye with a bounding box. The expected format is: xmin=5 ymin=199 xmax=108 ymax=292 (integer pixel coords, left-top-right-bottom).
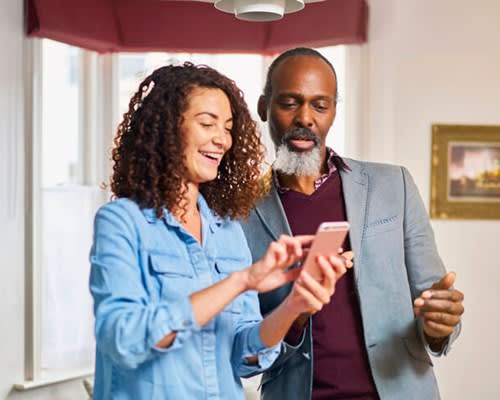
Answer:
xmin=279 ymin=102 xmax=296 ymax=109
xmin=314 ymin=103 xmax=329 ymax=112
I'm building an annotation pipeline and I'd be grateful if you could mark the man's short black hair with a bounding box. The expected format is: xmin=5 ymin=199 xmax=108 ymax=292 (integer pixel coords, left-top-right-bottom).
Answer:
xmin=262 ymin=47 xmax=338 ymax=101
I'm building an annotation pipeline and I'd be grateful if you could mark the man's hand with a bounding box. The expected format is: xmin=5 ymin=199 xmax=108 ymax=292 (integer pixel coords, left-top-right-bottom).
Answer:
xmin=413 ymin=272 xmax=464 ymax=350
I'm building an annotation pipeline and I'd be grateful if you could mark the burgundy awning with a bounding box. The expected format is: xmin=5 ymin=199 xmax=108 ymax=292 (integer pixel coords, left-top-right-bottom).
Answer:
xmin=26 ymin=0 xmax=368 ymax=54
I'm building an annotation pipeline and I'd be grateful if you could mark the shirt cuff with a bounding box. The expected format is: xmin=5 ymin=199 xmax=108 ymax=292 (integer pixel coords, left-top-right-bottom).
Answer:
xmin=256 ymin=342 xmax=281 ymax=370
xmin=425 ymin=336 xmax=450 ymax=357
xmin=241 ymin=323 xmax=281 ymax=372
xmin=149 ymin=296 xmax=200 ymax=353
xmin=420 ymin=318 xmax=461 ymax=357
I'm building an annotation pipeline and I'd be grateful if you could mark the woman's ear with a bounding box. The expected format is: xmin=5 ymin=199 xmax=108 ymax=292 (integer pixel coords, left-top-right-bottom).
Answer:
xmin=257 ymin=96 xmax=268 ymax=122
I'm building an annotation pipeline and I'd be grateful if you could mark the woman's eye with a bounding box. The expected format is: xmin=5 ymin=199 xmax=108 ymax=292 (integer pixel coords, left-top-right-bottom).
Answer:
xmin=201 ymin=123 xmax=213 ymax=128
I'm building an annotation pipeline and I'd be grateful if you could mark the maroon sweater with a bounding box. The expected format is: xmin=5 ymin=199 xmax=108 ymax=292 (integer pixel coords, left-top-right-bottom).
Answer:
xmin=280 ymin=172 xmax=379 ymax=399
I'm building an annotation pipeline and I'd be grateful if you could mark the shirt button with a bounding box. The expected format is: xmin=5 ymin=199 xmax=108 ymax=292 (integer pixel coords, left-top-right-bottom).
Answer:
xmin=182 ymin=320 xmax=190 ymax=327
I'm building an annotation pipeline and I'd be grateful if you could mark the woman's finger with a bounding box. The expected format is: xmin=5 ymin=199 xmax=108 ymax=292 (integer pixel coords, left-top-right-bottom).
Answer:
xmin=315 ymin=255 xmax=336 ymax=295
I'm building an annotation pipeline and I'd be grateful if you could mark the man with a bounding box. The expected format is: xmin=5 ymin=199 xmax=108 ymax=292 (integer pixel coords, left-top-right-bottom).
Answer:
xmin=241 ymin=48 xmax=464 ymax=400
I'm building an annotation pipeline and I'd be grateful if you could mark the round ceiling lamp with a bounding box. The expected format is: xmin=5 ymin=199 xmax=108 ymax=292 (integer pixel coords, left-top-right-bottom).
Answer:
xmin=214 ymin=0 xmax=309 ymax=21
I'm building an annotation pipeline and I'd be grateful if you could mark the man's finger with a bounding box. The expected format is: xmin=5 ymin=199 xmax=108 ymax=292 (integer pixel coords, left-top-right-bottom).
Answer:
xmin=431 ymin=271 xmax=456 ymax=290
xmin=416 ymin=298 xmax=465 ymax=316
xmin=422 ymin=288 xmax=464 ymax=303
xmin=423 ymin=319 xmax=455 ymax=338
xmin=421 ymin=311 xmax=461 ymax=327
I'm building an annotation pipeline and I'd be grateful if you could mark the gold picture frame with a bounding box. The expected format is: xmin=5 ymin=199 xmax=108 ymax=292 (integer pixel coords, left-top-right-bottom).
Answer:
xmin=430 ymin=124 xmax=500 ymax=219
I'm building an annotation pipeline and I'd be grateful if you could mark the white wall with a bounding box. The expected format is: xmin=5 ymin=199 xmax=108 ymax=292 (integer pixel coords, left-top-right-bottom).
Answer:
xmin=0 ymin=0 xmax=26 ymax=396
xmin=362 ymin=0 xmax=500 ymax=398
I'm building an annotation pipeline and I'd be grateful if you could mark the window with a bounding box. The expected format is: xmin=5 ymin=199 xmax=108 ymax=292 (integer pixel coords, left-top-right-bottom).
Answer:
xmin=22 ymin=39 xmax=108 ymax=388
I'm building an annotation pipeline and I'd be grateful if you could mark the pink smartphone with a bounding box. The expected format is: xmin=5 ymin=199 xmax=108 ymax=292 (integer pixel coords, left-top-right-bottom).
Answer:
xmin=301 ymin=221 xmax=350 ymax=281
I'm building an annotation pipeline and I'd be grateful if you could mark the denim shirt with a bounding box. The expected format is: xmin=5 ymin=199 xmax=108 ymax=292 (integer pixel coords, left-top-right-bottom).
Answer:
xmin=89 ymin=196 xmax=280 ymax=400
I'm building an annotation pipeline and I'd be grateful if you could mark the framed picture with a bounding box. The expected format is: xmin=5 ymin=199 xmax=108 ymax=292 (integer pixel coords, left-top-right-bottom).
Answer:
xmin=430 ymin=124 xmax=500 ymax=219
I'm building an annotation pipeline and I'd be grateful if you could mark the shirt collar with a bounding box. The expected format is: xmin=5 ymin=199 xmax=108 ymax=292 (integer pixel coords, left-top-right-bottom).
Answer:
xmin=141 ymin=193 xmax=223 ymax=232
xmin=273 ymin=147 xmax=349 ymax=193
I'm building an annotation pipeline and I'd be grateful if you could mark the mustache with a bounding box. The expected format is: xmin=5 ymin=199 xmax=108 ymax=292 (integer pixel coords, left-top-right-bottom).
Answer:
xmin=281 ymin=128 xmax=320 ymax=147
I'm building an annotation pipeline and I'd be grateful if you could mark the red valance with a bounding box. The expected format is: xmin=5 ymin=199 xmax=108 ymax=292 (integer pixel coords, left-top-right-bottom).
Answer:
xmin=26 ymin=0 xmax=368 ymax=54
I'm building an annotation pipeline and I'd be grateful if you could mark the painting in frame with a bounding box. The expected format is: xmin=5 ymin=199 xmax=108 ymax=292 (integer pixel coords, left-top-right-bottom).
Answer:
xmin=430 ymin=124 xmax=500 ymax=219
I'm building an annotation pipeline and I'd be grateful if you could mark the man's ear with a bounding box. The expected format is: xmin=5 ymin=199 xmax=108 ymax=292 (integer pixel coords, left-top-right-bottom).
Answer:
xmin=257 ymin=95 xmax=268 ymax=122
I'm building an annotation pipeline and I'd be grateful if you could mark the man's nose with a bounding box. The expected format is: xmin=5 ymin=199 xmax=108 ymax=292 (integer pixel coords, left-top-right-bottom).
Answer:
xmin=294 ymin=105 xmax=314 ymax=128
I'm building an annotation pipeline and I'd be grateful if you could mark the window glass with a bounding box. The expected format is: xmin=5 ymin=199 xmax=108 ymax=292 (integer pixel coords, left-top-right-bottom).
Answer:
xmin=319 ymin=45 xmax=346 ymax=155
xmin=39 ymin=39 xmax=97 ymax=373
xmin=118 ymin=52 xmax=262 ymax=117
xmin=41 ymin=40 xmax=81 ymax=187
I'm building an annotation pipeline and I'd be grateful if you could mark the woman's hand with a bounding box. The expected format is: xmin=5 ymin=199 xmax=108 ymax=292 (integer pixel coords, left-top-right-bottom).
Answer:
xmin=257 ymin=249 xmax=354 ymax=348
xmin=284 ymin=250 xmax=354 ymax=318
xmin=242 ymin=235 xmax=314 ymax=293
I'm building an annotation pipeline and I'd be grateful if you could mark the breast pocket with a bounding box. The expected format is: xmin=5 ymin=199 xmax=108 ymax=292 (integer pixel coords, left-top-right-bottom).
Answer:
xmin=215 ymin=259 xmax=245 ymax=315
xmin=148 ymin=252 xmax=194 ymax=298
xmin=364 ymin=214 xmax=401 ymax=237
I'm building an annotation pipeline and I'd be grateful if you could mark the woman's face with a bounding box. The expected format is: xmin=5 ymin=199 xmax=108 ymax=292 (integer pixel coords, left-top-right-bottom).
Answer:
xmin=181 ymin=87 xmax=233 ymax=185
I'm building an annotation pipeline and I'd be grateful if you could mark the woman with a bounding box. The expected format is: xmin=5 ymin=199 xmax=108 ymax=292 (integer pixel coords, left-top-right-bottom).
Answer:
xmin=89 ymin=63 xmax=348 ymax=399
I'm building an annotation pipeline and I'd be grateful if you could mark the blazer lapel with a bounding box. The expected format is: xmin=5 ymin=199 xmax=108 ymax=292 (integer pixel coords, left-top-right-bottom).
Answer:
xmin=255 ymin=179 xmax=293 ymax=240
xmin=340 ymin=159 xmax=368 ymax=284
xmin=254 ymin=178 xmax=295 ymax=309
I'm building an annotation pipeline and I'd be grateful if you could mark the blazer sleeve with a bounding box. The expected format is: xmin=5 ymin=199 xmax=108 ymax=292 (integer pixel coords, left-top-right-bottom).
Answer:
xmin=401 ymin=166 xmax=461 ymax=355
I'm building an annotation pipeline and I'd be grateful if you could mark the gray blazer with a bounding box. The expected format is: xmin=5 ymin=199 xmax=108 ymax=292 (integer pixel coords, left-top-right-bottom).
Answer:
xmin=241 ymin=158 xmax=460 ymax=400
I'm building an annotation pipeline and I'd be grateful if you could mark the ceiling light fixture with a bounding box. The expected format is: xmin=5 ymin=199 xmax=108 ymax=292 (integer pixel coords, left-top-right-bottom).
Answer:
xmin=170 ymin=0 xmax=325 ymax=22
xmin=216 ymin=0 xmax=304 ymax=21
xmin=179 ymin=0 xmax=323 ymax=22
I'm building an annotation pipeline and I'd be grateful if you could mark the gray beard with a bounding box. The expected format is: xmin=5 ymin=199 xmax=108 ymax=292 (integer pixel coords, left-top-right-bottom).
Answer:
xmin=273 ymin=144 xmax=321 ymax=176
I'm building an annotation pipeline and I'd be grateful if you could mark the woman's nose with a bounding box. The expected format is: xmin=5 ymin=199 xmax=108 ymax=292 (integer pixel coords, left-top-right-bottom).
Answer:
xmin=213 ymin=128 xmax=229 ymax=147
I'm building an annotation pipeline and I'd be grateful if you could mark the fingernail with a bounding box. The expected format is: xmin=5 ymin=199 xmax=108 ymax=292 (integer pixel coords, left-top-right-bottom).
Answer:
xmin=414 ymin=298 xmax=424 ymax=306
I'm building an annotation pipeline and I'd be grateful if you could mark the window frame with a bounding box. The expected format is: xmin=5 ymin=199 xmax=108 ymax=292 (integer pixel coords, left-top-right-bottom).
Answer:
xmin=18 ymin=38 xmax=116 ymax=390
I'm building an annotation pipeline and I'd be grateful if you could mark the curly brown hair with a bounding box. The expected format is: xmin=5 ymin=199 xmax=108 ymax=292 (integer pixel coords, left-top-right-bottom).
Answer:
xmin=111 ymin=62 xmax=264 ymax=220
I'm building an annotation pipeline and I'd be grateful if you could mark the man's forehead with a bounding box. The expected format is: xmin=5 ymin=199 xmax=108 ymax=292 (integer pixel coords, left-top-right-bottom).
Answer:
xmin=271 ymin=55 xmax=336 ymax=96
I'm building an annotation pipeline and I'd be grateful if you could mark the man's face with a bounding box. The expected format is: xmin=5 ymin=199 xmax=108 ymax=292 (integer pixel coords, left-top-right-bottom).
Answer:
xmin=258 ymin=55 xmax=337 ymax=167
